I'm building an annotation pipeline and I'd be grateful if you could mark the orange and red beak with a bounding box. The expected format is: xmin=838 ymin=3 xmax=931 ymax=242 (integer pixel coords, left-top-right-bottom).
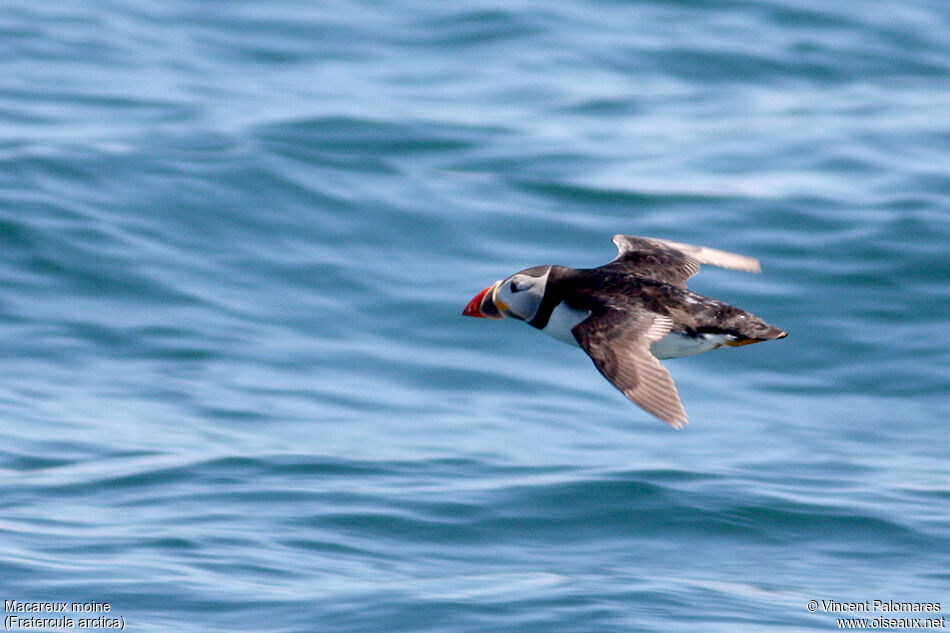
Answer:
xmin=462 ymin=281 xmax=504 ymax=319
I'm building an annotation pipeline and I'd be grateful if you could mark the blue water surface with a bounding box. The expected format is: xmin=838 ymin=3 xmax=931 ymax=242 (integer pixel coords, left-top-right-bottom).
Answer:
xmin=1 ymin=1 xmax=949 ymax=631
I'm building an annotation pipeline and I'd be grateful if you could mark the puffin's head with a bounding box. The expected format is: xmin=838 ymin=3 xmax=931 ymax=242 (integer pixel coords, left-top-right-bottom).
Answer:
xmin=462 ymin=265 xmax=552 ymax=322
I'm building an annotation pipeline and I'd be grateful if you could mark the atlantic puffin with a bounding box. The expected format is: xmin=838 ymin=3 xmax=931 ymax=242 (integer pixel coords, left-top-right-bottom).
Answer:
xmin=462 ymin=234 xmax=787 ymax=428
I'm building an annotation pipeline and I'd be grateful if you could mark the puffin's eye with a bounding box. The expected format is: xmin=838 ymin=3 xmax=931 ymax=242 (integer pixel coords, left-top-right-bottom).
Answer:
xmin=509 ymin=280 xmax=520 ymax=293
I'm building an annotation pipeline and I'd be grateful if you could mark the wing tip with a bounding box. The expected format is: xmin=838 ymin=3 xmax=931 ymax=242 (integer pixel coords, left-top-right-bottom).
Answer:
xmin=665 ymin=416 xmax=689 ymax=430
xmin=625 ymin=387 xmax=689 ymax=429
xmin=743 ymin=259 xmax=763 ymax=274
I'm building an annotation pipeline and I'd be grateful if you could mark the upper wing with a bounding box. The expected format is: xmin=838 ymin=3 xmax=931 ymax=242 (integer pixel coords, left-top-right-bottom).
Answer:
xmin=605 ymin=234 xmax=761 ymax=286
xmin=572 ymin=308 xmax=688 ymax=428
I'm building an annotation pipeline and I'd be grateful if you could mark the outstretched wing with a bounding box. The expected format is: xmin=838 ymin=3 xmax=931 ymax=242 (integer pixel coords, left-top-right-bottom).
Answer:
xmin=572 ymin=308 xmax=688 ymax=428
xmin=604 ymin=234 xmax=761 ymax=286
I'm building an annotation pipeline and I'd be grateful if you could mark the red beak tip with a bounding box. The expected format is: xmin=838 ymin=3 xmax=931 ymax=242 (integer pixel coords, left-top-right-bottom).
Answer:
xmin=463 ymin=285 xmax=493 ymax=318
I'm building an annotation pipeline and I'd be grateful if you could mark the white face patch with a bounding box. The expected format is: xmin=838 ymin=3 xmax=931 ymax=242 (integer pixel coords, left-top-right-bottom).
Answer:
xmin=493 ymin=266 xmax=551 ymax=322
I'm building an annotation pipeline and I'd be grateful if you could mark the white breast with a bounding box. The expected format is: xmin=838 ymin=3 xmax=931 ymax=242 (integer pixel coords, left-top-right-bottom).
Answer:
xmin=540 ymin=302 xmax=591 ymax=346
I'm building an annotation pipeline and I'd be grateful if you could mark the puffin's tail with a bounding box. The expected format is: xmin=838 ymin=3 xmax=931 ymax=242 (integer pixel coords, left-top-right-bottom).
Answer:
xmin=725 ymin=325 xmax=787 ymax=347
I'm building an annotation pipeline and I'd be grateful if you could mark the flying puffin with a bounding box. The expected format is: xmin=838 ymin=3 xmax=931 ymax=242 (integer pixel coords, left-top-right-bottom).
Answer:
xmin=462 ymin=234 xmax=787 ymax=428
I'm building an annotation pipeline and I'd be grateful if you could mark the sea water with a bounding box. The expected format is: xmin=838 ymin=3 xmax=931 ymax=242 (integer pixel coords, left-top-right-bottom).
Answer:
xmin=1 ymin=1 xmax=948 ymax=631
